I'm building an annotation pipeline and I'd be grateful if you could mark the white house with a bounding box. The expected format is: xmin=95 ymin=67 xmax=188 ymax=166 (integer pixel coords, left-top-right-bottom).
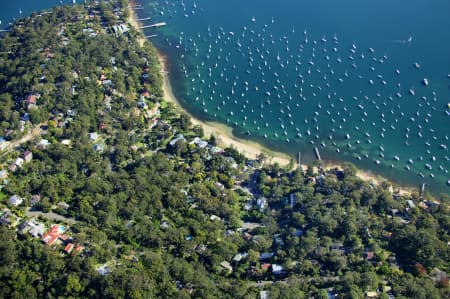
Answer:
xmin=89 ymin=132 xmax=99 ymax=141
xmin=14 ymin=157 xmax=25 ymax=168
xmin=272 ymin=264 xmax=285 ymax=275
xmin=9 ymin=195 xmax=23 ymax=207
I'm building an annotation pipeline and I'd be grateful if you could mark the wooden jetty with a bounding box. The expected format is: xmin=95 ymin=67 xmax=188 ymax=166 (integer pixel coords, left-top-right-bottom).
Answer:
xmin=420 ymin=183 xmax=426 ymax=197
xmin=314 ymin=147 xmax=321 ymax=161
xmin=140 ymin=22 xmax=167 ymax=29
xmin=297 ymin=151 xmax=302 ymax=165
xmin=128 ymin=6 xmax=144 ymax=10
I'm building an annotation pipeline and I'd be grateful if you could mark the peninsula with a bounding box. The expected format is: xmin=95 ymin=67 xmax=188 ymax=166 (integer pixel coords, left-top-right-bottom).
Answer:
xmin=0 ymin=2 xmax=448 ymax=298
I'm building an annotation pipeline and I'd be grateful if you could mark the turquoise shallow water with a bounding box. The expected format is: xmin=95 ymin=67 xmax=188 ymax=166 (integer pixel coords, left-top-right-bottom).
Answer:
xmin=137 ymin=0 xmax=450 ymax=194
xmin=2 ymin=1 xmax=449 ymax=194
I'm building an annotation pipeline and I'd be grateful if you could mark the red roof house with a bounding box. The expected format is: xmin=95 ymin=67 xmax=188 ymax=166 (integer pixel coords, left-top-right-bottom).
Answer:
xmin=64 ymin=243 xmax=74 ymax=254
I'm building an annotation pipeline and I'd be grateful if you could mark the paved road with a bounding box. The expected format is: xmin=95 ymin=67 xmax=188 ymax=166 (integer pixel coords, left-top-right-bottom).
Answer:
xmin=25 ymin=207 xmax=77 ymax=225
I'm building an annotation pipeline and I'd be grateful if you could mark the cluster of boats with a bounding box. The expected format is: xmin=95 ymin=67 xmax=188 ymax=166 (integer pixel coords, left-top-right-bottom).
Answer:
xmin=145 ymin=0 xmax=449 ymax=187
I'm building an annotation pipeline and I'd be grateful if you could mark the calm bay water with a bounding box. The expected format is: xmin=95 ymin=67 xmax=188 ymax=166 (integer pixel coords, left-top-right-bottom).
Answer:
xmin=138 ymin=0 xmax=450 ymax=194
xmin=2 ymin=0 xmax=449 ymax=194
xmin=0 ymin=0 xmax=67 ymax=28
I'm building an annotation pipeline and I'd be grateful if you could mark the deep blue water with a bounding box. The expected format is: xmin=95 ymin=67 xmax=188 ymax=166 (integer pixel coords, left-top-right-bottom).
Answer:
xmin=136 ymin=0 xmax=450 ymax=194
xmin=0 ymin=0 xmax=71 ymax=29
xmin=2 ymin=0 xmax=449 ymax=194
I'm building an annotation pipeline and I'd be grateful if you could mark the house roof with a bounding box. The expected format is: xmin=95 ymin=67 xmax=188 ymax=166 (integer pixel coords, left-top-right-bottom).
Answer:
xmin=25 ymin=95 xmax=37 ymax=104
xmin=261 ymin=263 xmax=271 ymax=271
xmin=272 ymin=264 xmax=284 ymax=274
xmin=9 ymin=195 xmax=23 ymax=206
xmin=42 ymin=224 xmax=66 ymax=245
xmin=220 ymin=261 xmax=233 ymax=272
xmin=64 ymin=243 xmax=74 ymax=253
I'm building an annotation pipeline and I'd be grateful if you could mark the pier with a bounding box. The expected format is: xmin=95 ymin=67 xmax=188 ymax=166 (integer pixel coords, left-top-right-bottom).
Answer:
xmin=297 ymin=151 xmax=302 ymax=165
xmin=128 ymin=6 xmax=144 ymax=10
xmin=420 ymin=183 xmax=426 ymax=197
xmin=140 ymin=22 xmax=167 ymax=29
xmin=145 ymin=35 xmax=158 ymax=38
xmin=314 ymin=147 xmax=322 ymax=161
xmin=137 ymin=17 xmax=151 ymax=21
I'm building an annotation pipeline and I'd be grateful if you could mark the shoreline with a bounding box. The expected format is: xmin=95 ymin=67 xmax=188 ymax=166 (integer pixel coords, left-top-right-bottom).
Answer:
xmin=158 ymin=53 xmax=294 ymax=167
xmin=127 ymin=5 xmax=416 ymax=197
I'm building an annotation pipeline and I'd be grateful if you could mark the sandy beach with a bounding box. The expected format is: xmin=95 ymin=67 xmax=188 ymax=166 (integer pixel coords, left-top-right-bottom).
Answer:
xmin=158 ymin=54 xmax=294 ymax=166
xmin=127 ymin=6 xmax=415 ymax=196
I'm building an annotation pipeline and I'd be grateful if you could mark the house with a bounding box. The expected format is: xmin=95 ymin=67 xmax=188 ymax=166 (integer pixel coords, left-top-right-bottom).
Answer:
xmin=137 ymin=101 xmax=148 ymax=109
xmin=96 ymin=264 xmax=111 ymax=275
xmin=225 ymin=156 xmax=238 ymax=169
xmin=148 ymin=118 xmax=158 ymax=129
xmin=260 ymin=291 xmax=269 ymax=299
xmin=19 ymin=219 xmax=46 ymax=238
xmin=406 ymin=200 xmax=416 ymax=209
xmin=9 ymin=195 xmax=23 ymax=207
xmin=36 ymin=139 xmax=50 ymax=150
xmin=93 ymin=143 xmax=104 ymax=153
xmin=261 ymin=263 xmax=271 ymax=272
xmin=210 ymin=146 xmax=223 ymax=154
xmin=364 ymin=251 xmax=375 ymax=261
xmin=195 ymin=244 xmax=208 ymax=254
xmin=18 ymin=120 xmax=26 ymax=132
xmin=0 ymin=137 xmax=8 ymax=150
xmin=25 ymin=94 xmax=37 ymax=105
xmin=214 ymin=182 xmax=225 ymax=190
xmin=41 ymin=224 xmax=66 ymax=246
xmin=190 ymin=137 xmax=208 ymax=148
xmin=30 ymin=223 xmax=46 ymax=238
xmin=21 ymin=113 xmax=31 ymax=122
xmin=57 ymin=202 xmax=70 ymax=210
xmin=99 ymin=122 xmax=106 ymax=130
xmin=157 ymin=120 xmax=172 ymax=131
xmin=14 ymin=157 xmax=25 ymax=168
xmin=146 ymin=104 xmax=160 ymax=118
xmin=220 ymin=261 xmax=233 ymax=273
xmin=244 ymin=200 xmax=253 ymax=211
xmin=210 ymin=214 xmax=222 ymax=221
xmin=271 ymin=264 xmax=285 ymax=275
xmin=259 ymin=252 xmax=274 ymax=260
xmin=22 ymin=150 xmax=33 ymax=162
xmin=256 ymin=198 xmax=267 ymax=211
xmin=0 ymin=170 xmax=8 ymax=180
xmin=8 ymin=164 xmax=17 ymax=173
xmin=293 ymin=228 xmax=304 ymax=237
xmin=242 ymin=232 xmax=253 ymax=241
xmin=89 ymin=132 xmax=99 ymax=141
xmin=366 ymin=291 xmax=378 ymax=298
xmin=111 ymin=23 xmax=129 ymax=37
xmin=232 ymin=252 xmax=248 ymax=262
xmin=73 ymin=245 xmax=84 ymax=255
xmin=331 ymin=242 xmax=344 ymax=251
xmin=274 ymin=234 xmax=285 ymax=246
xmin=0 ymin=210 xmax=21 ymax=227
xmin=169 ymin=134 xmax=186 ymax=146
xmin=64 ymin=243 xmax=74 ymax=254
xmin=289 ymin=193 xmax=296 ymax=208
